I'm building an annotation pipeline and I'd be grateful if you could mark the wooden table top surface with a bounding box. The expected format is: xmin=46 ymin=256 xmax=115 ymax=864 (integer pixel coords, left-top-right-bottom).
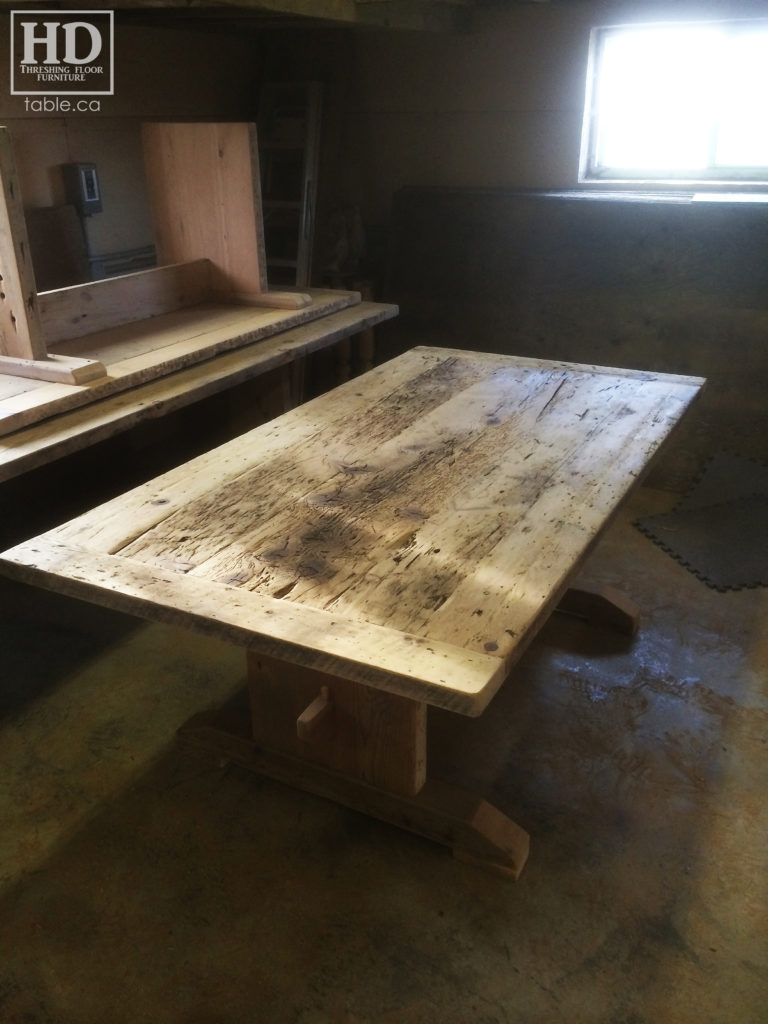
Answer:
xmin=0 ymin=347 xmax=704 ymax=715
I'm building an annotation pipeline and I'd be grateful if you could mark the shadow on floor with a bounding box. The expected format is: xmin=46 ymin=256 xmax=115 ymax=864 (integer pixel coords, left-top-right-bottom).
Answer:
xmin=1 ymin=492 xmax=767 ymax=1023
xmin=1 ymin=580 xmax=142 ymax=717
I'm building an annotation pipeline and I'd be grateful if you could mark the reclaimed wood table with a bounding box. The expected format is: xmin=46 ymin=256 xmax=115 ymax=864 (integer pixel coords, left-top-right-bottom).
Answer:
xmin=0 ymin=347 xmax=704 ymax=878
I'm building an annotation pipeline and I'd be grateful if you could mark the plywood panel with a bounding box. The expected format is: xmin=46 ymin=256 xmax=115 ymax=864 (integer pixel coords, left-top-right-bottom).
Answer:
xmin=142 ymin=122 xmax=267 ymax=298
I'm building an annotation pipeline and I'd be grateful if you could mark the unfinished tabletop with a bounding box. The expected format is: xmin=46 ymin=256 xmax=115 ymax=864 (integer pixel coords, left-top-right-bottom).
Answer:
xmin=0 ymin=346 xmax=704 ymax=715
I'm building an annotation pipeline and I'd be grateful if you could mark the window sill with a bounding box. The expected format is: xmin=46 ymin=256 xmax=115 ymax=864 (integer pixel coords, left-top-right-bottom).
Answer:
xmin=545 ymin=189 xmax=768 ymax=205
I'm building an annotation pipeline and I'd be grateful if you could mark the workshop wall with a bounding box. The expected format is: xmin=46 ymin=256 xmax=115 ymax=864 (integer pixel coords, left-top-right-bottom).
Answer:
xmin=386 ymin=187 xmax=768 ymax=490
xmin=2 ymin=21 xmax=259 ymax=279
xmin=341 ymin=0 xmax=768 ymax=222
xmin=3 ymin=2 xmax=766 ymax=491
xmin=334 ymin=0 xmax=768 ymax=488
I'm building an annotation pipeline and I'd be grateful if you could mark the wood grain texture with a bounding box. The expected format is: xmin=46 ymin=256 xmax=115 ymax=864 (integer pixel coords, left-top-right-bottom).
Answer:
xmin=248 ymin=651 xmax=427 ymax=795
xmin=0 ymin=128 xmax=46 ymax=360
xmin=241 ymin=291 xmax=312 ymax=310
xmin=0 ymin=289 xmax=361 ymax=437
xmin=0 ymin=538 xmax=502 ymax=714
xmin=0 ymin=347 xmax=705 ymax=715
xmin=39 ymin=260 xmax=214 ymax=347
xmin=142 ymin=122 xmax=267 ymax=297
xmin=0 ymin=354 xmax=106 ymax=385
xmin=0 ymin=301 xmax=398 ymax=483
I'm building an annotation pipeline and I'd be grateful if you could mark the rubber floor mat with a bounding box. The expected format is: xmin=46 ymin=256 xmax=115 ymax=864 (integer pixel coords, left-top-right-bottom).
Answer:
xmin=635 ymin=452 xmax=768 ymax=591
xmin=677 ymin=451 xmax=768 ymax=511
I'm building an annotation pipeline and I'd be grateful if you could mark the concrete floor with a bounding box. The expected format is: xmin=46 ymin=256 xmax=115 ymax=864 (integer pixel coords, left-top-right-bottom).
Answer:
xmin=1 ymin=487 xmax=766 ymax=1024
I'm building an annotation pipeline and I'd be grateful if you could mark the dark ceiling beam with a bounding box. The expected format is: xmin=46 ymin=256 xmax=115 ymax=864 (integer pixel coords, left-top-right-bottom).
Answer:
xmin=353 ymin=1 xmax=472 ymax=31
xmin=3 ymin=0 xmax=477 ymax=32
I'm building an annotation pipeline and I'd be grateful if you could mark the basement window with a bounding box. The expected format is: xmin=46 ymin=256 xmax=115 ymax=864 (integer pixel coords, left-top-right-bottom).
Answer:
xmin=580 ymin=19 xmax=768 ymax=186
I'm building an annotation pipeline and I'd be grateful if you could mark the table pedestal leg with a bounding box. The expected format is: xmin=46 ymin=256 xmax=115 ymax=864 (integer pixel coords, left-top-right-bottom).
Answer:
xmin=177 ymin=652 xmax=530 ymax=880
xmin=556 ymin=584 xmax=640 ymax=636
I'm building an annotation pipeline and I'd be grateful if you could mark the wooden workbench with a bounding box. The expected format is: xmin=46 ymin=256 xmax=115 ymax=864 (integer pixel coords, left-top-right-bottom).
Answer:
xmin=0 ymin=297 xmax=396 ymax=483
xmin=2 ymin=121 xmax=395 ymax=490
xmin=0 ymin=347 xmax=705 ymax=877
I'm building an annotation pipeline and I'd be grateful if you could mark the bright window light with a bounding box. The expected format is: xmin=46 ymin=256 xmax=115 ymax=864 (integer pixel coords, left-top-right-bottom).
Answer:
xmin=580 ymin=20 xmax=768 ymax=183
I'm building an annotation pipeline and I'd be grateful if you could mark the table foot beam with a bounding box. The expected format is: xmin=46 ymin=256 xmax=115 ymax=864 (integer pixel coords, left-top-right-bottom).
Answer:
xmin=556 ymin=583 xmax=640 ymax=636
xmin=178 ymin=711 xmax=530 ymax=881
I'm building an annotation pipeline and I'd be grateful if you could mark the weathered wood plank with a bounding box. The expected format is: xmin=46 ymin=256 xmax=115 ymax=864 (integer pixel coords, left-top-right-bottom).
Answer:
xmin=38 ymin=260 xmax=214 ymax=347
xmin=46 ymin=347 xmax=461 ymax=553
xmin=248 ymin=651 xmax=428 ymax=795
xmin=0 ymin=347 xmax=705 ymax=714
xmin=113 ymin=357 xmax=702 ymax=672
xmin=0 ymin=539 xmax=504 ymax=714
xmin=317 ymin=370 xmax=700 ymax=660
xmin=240 ymin=291 xmax=312 ymax=310
xmin=0 ymin=127 xmax=46 ymax=360
xmin=0 ymin=353 xmax=107 ymax=384
xmin=116 ymin=358 xmax=535 ymax=589
xmin=0 ymin=289 xmax=360 ymax=437
xmin=0 ymin=302 xmax=398 ymax=483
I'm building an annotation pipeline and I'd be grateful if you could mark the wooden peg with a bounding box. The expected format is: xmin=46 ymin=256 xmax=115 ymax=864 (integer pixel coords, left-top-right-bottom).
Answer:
xmin=296 ymin=685 xmax=333 ymax=741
